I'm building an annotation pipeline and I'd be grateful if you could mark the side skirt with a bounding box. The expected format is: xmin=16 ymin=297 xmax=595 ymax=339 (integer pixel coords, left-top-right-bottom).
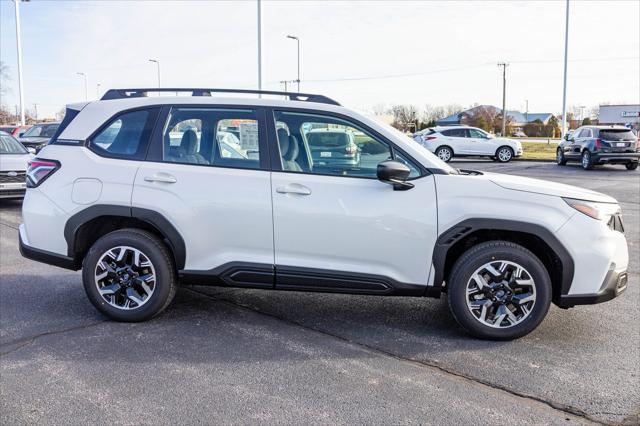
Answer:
xmin=179 ymin=262 xmax=438 ymax=298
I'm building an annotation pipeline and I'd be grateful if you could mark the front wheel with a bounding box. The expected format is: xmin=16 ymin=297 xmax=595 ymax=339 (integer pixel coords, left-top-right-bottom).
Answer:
xmin=626 ymin=162 xmax=639 ymax=170
xmin=436 ymin=146 xmax=453 ymax=162
xmin=556 ymin=148 xmax=567 ymax=165
xmin=447 ymin=241 xmax=552 ymax=340
xmin=581 ymin=150 xmax=594 ymax=170
xmin=496 ymin=146 xmax=514 ymax=163
xmin=82 ymin=228 xmax=178 ymax=322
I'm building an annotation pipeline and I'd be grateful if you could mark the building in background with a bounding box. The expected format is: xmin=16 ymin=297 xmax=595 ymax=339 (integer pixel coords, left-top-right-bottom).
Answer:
xmin=598 ymin=105 xmax=640 ymax=132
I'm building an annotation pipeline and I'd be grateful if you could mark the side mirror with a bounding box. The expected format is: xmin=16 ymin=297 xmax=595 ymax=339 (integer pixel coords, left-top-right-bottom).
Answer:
xmin=27 ymin=147 xmax=36 ymax=154
xmin=18 ymin=132 xmax=25 ymax=138
xmin=377 ymin=160 xmax=414 ymax=191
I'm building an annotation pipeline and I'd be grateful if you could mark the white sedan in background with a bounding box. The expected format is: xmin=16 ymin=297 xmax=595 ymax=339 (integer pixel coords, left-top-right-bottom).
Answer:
xmin=415 ymin=125 xmax=523 ymax=162
xmin=0 ymin=131 xmax=34 ymax=199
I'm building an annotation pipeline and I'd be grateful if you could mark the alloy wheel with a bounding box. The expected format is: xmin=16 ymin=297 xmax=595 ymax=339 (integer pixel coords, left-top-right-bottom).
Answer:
xmin=465 ymin=260 xmax=536 ymax=328
xmin=94 ymin=246 xmax=156 ymax=310
xmin=498 ymin=148 xmax=513 ymax=162
xmin=437 ymin=148 xmax=452 ymax=162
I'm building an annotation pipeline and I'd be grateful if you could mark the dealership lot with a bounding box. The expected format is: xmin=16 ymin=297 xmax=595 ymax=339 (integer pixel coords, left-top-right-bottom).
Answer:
xmin=1 ymin=161 xmax=638 ymax=424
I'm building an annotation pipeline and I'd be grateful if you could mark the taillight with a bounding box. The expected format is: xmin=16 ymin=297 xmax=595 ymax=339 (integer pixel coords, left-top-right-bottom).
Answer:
xmin=636 ymin=139 xmax=640 ymax=151
xmin=595 ymin=138 xmax=602 ymax=150
xmin=424 ymin=136 xmax=437 ymax=142
xmin=26 ymin=159 xmax=60 ymax=188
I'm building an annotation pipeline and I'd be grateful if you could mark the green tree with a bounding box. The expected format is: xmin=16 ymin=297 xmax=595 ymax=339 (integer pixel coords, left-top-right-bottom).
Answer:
xmin=582 ymin=117 xmax=592 ymax=125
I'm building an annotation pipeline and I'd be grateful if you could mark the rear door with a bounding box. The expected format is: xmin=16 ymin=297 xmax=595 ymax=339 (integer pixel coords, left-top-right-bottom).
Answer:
xmin=269 ymin=109 xmax=438 ymax=291
xmin=440 ymin=128 xmax=470 ymax=154
xmin=132 ymin=105 xmax=274 ymax=279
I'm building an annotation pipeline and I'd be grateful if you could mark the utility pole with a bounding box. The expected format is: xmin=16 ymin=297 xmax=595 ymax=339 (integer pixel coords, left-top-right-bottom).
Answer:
xmin=77 ymin=72 xmax=88 ymax=101
xmin=497 ymin=62 xmax=509 ymax=136
xmin=280 ymin=80 xmax=289 ymax=92
xmin=148 ymin=59 xmax=160 ymax=87
xmin=14 ymin=0 xmax=27 ymax=126
xmin=33 ymin=103 xmax=37 ymax=122
xmin=561 ymin=0 xmax=570 ymax=139
xmin=286 ymin=35 xmax=300 ymax=91
xmin=525 ymin=100 xmax=529 ymax=123
xmin=257 ymin=0 xmax=264 ymax=94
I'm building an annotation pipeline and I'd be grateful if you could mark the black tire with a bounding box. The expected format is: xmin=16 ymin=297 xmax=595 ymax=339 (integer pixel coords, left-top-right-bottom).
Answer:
xmin=447 ymin=241 xmax=552 ymax=340
xmin=435 ymin=146 xmax=454 ymax=162
xmin=82 ymin=228 xmax=177 ymax=322
xmin=556 ymin=148 xmax=567 ymax=166
xmin=626 ymin=162 xmax=639 ymax=171
xmin=581 ymin=150 xmax=593 ymax=170
xmin=495 ymin=146 xmax=514 ymax=163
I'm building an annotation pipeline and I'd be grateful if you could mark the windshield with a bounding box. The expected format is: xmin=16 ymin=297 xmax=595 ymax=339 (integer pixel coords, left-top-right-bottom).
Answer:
xmin=599 ymin=129 xmax=637 ymax=141
xmin=22 ymin=123 xmax=59 ymax=138
xmin=0 ymin=134 xmax=28 ymax=154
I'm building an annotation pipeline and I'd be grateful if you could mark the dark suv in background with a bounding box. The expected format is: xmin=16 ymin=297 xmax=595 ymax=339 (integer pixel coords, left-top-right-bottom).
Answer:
xmin=18 ymin=122 xmax=60 ymax=153
xmin=557 ymin=125 xmax=639 ymax=170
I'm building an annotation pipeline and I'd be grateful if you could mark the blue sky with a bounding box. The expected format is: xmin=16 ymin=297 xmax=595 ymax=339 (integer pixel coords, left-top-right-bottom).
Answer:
xmin=1 ymin=0 xmax=638 ymax=119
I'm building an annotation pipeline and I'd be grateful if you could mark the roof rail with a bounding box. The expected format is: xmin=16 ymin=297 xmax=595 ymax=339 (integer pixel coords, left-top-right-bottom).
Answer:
xmin=100 ymin=88 xmax=340 ymax=106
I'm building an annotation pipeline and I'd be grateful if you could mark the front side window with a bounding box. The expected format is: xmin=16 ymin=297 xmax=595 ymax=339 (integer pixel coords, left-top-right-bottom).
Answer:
xmin=469 ymin=129 xmax=487 ymax=139
xmin=162 ymin=107 xmax=261 ymax=169
xmin=274 ymin=111 xmax=420 ymax=178
xmin=90 ymin=109 xmax=156 ymax=159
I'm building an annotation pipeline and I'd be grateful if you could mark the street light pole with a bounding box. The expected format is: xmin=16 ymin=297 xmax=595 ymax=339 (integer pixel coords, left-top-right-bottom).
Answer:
xmin=148 ymin=59 xmax=160 ymax=87
xmin=14 ymin=0 xmax=26 ymax=125
xmin=498 ymin=62 xmax=509 ymax=136
xmin=286 ymin=35 xmax=300 ymax=92
xmin=257 ymin=0 xmax=264 ymax=94
xmin=76 ymin=72 xmax=87 ymax=101
xmin=561 ymin=0 xmax=570 ymax=139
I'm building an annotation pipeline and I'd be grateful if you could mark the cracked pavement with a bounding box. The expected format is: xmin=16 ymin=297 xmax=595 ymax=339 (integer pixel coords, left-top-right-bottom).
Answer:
xmin=1 ymin=161 xmax=638 ymax=424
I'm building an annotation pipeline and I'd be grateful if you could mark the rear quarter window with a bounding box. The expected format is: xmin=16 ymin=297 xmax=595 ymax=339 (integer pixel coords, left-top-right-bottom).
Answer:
xmin=89 ymin=108 xmax=159 ymax=160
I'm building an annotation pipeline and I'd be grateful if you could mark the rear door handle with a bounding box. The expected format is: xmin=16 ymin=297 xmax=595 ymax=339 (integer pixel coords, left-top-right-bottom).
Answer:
xmin=144 ymin=173 xmax=177 ymax=184
xmin=276 ymin=183 xmax=311 ymax=196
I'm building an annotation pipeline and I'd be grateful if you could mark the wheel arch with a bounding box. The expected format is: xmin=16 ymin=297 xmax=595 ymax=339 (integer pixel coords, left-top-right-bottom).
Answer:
xmin=432 ymin=219 xmax=574 ymax=305
xmin=64 ymin=205 xmax=186 ymax=270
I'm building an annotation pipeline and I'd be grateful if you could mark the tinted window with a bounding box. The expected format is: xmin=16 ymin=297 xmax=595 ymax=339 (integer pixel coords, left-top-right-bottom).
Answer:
xmin=162 ymin=107 xmax=261 ymax=169
xmin=441 ymin=128 xmax=467 ymax=137
xmin=274 ymin=111 xmax=420 ymax=179
xmin=0 ymin=134 xmax=28 ymax=154
xmin=90 ymin=109 xmax=156 ymax=159
xmin=599 ymin=129 xmax=637 ymax=141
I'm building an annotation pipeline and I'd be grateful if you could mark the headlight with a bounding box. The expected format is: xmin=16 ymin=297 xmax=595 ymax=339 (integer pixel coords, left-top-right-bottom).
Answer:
xmin=563 ymin=197 xmax=620 ymax=220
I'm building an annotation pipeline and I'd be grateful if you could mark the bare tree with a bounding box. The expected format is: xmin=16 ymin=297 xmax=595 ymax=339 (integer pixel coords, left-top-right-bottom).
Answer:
xmin=391 ymin=104 xmax=419 ymax=131
xmin=371 ymin=103 xmax=388 ymax=116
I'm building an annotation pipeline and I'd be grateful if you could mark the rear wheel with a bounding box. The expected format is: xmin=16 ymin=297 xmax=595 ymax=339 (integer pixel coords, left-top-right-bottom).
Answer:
xmin=496 ymin=146 xmax=514 ymax=163
xmin=556 ymin=148 xmax=567 ymax=165
xmin=82 ymin=229 xmax=177 ymax=322
xmin=581 ymin=150 xmax=593 ymax=170
xmin=626 ymin=162 xmax=638 ymax=170
xmin=447 ymin=241 xmax=552 ymax=340
xmin=436 ymin=146 xmax=453 ymax=162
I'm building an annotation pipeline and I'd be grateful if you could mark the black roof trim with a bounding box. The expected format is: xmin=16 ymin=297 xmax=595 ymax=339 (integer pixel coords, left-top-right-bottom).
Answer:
xmin=100 ymin=88 xmax=340 ymax=106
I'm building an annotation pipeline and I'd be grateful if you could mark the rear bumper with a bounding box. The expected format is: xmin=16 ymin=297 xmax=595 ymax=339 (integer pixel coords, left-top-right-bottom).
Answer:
xmin=19 ymin=226 xmax=78 ymax=270
xmin=558 ymin=266 xmax=628 ymax=307
xmin=592 ymin=152 xmax=640 ymax=164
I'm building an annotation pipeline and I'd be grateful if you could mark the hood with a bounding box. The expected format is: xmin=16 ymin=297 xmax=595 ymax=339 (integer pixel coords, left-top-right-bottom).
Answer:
xmin=0 ymin=153 xmax=33 ymax=172
xmin=486 ymin=172 xmax=617 ymax=203
xmin=19 ymin=137 xmax=49 ymax=145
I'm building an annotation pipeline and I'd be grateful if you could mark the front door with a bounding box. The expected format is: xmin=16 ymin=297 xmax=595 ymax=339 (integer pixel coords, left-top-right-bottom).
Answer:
xmin=132 ymin=106 xmax=274 ymax=279
xmin=269 ymin=110 xmax=438 ymax=291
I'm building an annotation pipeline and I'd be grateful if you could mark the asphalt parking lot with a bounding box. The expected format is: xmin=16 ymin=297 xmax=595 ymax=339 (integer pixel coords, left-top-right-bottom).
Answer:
xmin=1 ymin=161 xmax=638 ymax=425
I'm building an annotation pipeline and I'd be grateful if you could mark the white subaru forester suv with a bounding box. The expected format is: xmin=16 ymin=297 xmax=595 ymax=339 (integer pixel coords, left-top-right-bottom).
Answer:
xmin=20 ymin=88 xmax=629 ymax=340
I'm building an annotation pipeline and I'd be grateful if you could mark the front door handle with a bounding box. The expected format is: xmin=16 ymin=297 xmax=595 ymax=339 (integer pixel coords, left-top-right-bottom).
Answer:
xmin=276 ymin=183 xmax=311 ymax=196
xmin=144 ymin=173 xmax=177 ymax=184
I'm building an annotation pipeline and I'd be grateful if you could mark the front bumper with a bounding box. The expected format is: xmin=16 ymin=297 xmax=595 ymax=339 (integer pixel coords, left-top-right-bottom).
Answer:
xmin=558 ymin=266 xmax=628 ymax=307
xmin=592 ymin=152 xmax=640 ymax=164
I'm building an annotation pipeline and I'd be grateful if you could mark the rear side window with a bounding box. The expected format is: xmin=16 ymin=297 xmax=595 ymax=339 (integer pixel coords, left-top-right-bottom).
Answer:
xmin=161 ymin=107 xmax=261 ymax=169
xmin=599 ymin=129 xmax=637 ymax=141
xmin=89 ymin=109 xmax=158 ymax=159
xmin=441 ymin=128 xmax=467 ymax=137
